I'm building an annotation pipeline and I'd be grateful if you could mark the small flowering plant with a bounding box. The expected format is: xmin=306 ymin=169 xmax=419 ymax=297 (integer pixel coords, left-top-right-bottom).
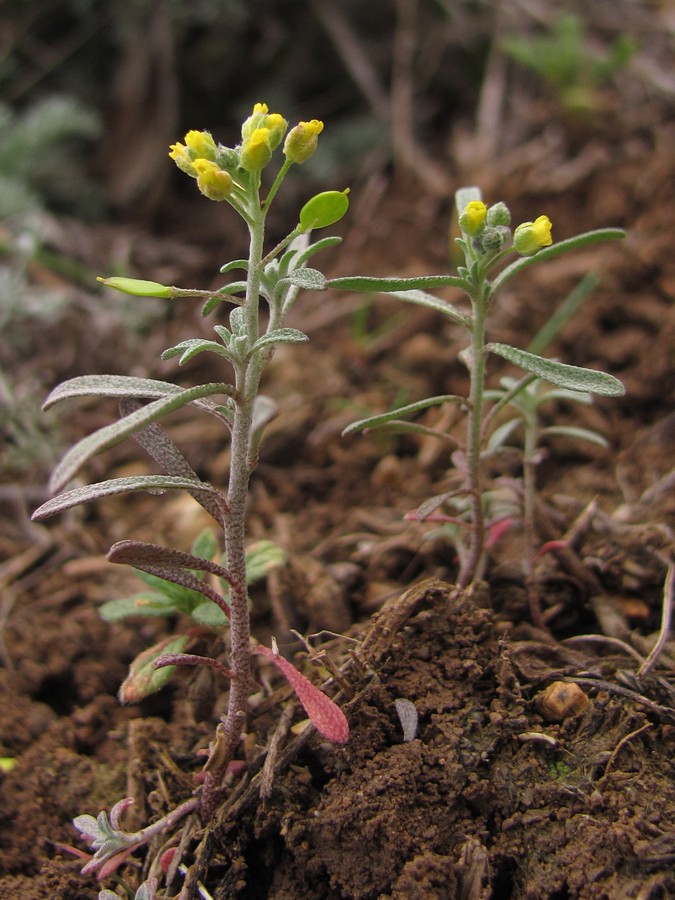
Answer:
xmin=32 ymin=103 xmax=349 ymax=887
xmin=288 ymin=187 xmax=625 ymax=590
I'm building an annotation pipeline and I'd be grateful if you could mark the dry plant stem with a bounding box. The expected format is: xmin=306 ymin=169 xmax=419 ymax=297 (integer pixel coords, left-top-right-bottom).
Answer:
xmin=637 ymin=564 xmax=674 ymax=681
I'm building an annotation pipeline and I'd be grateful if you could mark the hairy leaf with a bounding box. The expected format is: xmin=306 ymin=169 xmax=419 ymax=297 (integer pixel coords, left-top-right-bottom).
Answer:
xmin=343 ymin=394 xmax=464 ymax=436
xmin=487 ymin=343 xmax=625 ymax=396
xmin=49 ymin=383 xmax=235 ymax=492
xmin=32 ymin=475 xmax=218 ymax=521
xmin=254 ymin=644 xmax=349 ymax=744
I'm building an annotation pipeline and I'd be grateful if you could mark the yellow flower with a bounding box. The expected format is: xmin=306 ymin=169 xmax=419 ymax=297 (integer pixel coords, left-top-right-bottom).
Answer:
xmin=240 ymin=127 xmax=273 ymax=172
xmin=283 ymin=120 xmax=324 ymax=164
xmin=459 ymin=200 xmax=487 ymax=237
xmin=513 ymin=215 xmax=553 ymax=256
xmin=192 ymin=159 xmax=234 ymax=201
xmin=169 ymin=142 xmax=197 ymax=177
xmin=184 ymin=130 xmax=218 ymax=162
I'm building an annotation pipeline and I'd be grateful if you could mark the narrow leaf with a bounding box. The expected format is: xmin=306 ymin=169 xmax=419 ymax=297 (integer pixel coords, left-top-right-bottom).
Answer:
xmin=250 ymin=328 xmax=309 ymax=353
xmin=526 ymin=272 xmax=599 ymax=356
xmin=487 ymin=343 xmax=625 ymax=396
xmin=32 ymin=475 xmax=218 ymax=521
xmin=119 ymin=400 xmax=228 ymax=526
xmin=376 ymin=290 xmax=469 ymax=326
xmin=487 ymin=417 xmax=523 ymax=452
xmin=107 ymin=540 xmax=232 ymax=583
xmin=220 ymin=259 xmax=249 ymax=274
xmin=293 ymin=236 xmax=342 ymax=267
xmin=42 ymin=375 xmax=235 ymax=421
xmin=490 ymin=229 xmax=625 ymax=295
xmin=161 ymin=339 xmax=236 ymax=366
xmin=254 ymin=644 xmax=349 ymax=744
xmin=541 ymin=425 xmax=608 ymax=448
xmin=327 ymin=274 xmax=467 ymax=292
xmin=49 ymin=383 xmax=235 ymax=492
xmin=343 ymin=394 xmax=464 ymax=436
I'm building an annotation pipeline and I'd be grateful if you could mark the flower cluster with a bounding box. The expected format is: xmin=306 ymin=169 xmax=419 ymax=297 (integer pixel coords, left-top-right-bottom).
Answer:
xmin=459 ymin=199 xmax=552 ymax=257
xmin=169 ymin=103 xmax=324 ymax=202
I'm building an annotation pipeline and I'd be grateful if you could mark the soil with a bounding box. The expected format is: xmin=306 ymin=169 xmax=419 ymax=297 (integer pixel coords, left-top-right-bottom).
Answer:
xmin=1 ymin=23 xmax=675 ymax=900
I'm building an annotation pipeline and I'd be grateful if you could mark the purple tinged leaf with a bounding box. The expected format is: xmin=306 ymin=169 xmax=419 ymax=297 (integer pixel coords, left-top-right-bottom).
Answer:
xmin=254 ymin=644 xmax=349 ymax=744
xmin=108 ymin=540 xmax=232 ymax=583
xmin=48 ymin=382 xmax=236 ymax=493
xmin=120 ymin=399 xmax=229 ymax=525
xmin=31 ymin=475 xmax=218 ymax=521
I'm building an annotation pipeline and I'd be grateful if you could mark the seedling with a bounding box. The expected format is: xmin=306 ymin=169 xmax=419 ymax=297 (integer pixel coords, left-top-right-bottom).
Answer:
xmin=32 ymin=105 xmax=350 ymax=887
xmin=288 ymin=187 xmax=625 ymax=590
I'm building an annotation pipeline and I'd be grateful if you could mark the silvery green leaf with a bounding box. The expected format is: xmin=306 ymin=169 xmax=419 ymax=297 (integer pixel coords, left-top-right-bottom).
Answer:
xmin=487 ymin=343 xmax=625 ymax=396
xmin=490 ymin=229 xmax=625 ymax=295
xmin=541 ymin=425 xmax=608 ymax=447
xmin=487 ymin=417 xmax=523 ymax=452
xmin=161 ymin=339 xmax=236 ymax=366
xmin=48 ymin=383 xmax=234 ymax=492
xmin=250 ymin=328 xmax=309 ymax=353
xmin=292 ymin=235 xmax=342 ymax=267
xmin=32 ymin=475 xmax=218 ymax=520
xmin=327 ymin=273 xmax=467 ymax=293
xmin=283 ymin=267 xmax=327 ymax=291
xmin=343 ymin=394 xmax=464 ymax=436
xmin=375 ymin=290 xmax=469 ymax=326
xmin=220 ymin=259 xmax=248 ymax=274
xmin=43 ymin=375 xmax=186 ymax=409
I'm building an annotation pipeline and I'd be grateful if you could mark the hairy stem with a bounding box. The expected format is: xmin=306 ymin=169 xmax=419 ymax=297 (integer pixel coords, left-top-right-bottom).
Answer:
xmin=200 ymin=203 xmax=267 ymax=818
xmin=522 ymin=405 xmax=545 ymax=629
xmin=458 ymin=291 xmax=487 ymax=589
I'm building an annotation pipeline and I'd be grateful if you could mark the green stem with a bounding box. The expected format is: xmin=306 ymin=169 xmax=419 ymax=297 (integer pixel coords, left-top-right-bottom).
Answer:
xmin=458 ymin=287 xmax=487 ymax=588
xmin=522 ymin=404 xmax=545 ymax=629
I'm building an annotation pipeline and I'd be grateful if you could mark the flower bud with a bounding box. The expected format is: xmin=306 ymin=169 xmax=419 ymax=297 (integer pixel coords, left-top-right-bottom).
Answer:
xmin=477 ymin=226 xmax=504 ymax=253
xmin=240 ymin=128 xmax=273 ymax=172
xmin=184 ymin=130 xmax=218 ymax=162
xmin=513 ymin=215 xmax=553 ymax=256
xmin=283 ymin=120 xmax=324 ymax=164
xmin=192 ymin=159 xmax=234 ymax=201
xmin=487 ymin=201 xmax=510 ymax=227
xmin=169 ymin=142 xmax=197 ymax=177
xmin=459 ymin=200 xmax=487 ymax=237
xmin=265 ymin=113 xmax=288 ymax=150
xmin=241 ymin=102 xmax=270 ymax=141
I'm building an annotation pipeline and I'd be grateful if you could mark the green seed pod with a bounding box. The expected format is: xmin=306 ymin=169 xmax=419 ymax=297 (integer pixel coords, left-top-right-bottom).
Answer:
xmin=97 ymin=276 xmax=172 ymax=298
xmin=298 ymin=189 xmax=350 ymax=231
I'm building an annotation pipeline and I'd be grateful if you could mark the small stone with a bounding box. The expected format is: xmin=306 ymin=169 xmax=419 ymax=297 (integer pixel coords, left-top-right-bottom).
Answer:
xmin=535 ymin=681 xmax=589 ymax=722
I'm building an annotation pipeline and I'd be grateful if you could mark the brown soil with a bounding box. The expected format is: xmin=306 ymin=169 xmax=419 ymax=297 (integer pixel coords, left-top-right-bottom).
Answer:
xmin=1 ymin=29 xmax=674 ymax=900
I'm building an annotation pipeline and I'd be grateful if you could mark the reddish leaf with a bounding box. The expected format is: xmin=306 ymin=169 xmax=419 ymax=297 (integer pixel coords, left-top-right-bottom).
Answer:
xmin=254 ymin=644 xmax=349 ymax=744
